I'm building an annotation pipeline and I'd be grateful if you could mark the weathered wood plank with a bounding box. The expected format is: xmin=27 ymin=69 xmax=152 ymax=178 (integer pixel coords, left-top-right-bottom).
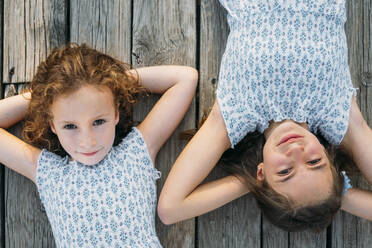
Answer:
xmin=3 ymin=0 xmax=66 ymax=83
xmin=198 ymin=1 xmax=261 ymax=247
xmin=331 ymin=1 xmax=360 ymax=247
xmin=289 ymin=218 xmax=326 ymax=247
xmin=332 ymin=0 xmax=372 ymax=247
xmin=199 ymin=1 xmax=233 ymax=247
xmin=132 ymin=1 xmax=196 ymax=247
xmin=3 ymin=85 xmax=55 ymax=248
xmin=262 ymin=221 xmax=288 ymax=248
xmin=332 ymin=210 xmax=358 ymax=248
xmin=290 ymin=231 xmax=326 ymax=248
xmin=199 ymin=0 xmax=228 ymax=110
xmin=3 ymin=0 xmax=66 ymax=247
xmin=70 ymin=0 xmax=131 ymax=62
xmin=354 ymin=0 xmax=372 ymax=246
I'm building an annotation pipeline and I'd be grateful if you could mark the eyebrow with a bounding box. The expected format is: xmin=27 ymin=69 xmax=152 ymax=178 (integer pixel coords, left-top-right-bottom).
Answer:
xmin=279 ymin=163 xmax=327 ymax=183
xmin=57 ymin=114 xmax=109 ymax=124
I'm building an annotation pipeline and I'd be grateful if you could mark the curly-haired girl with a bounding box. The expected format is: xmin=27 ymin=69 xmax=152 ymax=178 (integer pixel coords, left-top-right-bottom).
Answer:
xmin=158 ymin=0 xmax=372 ymax=232
xmin=0 ymin=43 xmax=197 ymax=247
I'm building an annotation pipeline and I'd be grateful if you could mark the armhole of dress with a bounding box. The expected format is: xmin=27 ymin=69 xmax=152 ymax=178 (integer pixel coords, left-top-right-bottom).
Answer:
xmin=35 ymin=148 xmax=50 ymax=206
xmin=337 ymin=87 xmax=358 ymax=145
xmin=35 ymin=148 xmax=47 ymax=188
xmin=132 ymin=127 xmax=161 ymax=180
xmin=35 ymin=149 xmax=67 ymax=190
xmin=316 ymin=87 xmax=357 ymax=145
xmin=215 ymin=95 xmax=235 ymax=148
xmin=218 ymin=0 xmax=238 ymax=19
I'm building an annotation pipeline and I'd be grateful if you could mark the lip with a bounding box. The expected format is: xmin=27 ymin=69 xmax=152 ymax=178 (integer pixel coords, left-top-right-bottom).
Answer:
xmin=278 ymin=134 xmax=303 ymax=146
xmin=80 ymin=150 xmax=99 ymax=156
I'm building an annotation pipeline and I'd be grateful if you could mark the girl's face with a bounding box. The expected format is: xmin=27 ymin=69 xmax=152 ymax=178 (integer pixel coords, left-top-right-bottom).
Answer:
xmin=257 ymin=120 xmax=333 ymax=206
xmin=50 ymin=85 xmax=119 ymax=165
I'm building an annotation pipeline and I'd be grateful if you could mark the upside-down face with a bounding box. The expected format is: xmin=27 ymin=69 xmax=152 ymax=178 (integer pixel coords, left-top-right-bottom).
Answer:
xmin=258 ymin=120 xmax=333 ymax=207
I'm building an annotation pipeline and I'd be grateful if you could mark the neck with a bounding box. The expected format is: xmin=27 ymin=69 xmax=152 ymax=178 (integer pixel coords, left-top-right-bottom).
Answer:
xmin=264 ymin=119 xmax=309 ymax=139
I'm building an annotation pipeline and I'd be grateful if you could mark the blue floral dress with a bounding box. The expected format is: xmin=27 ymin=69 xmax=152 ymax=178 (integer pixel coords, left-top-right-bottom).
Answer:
xmin=36 ymin=128 xmax=162 ymax=248
xmin=217 ymin=0 xmax=356 ymax=148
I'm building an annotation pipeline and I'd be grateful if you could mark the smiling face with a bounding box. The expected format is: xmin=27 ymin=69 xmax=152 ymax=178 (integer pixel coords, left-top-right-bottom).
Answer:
xmin=50 ymin=85 xmax=119 ymax=165
xmin=257 ymin=120 xmax=333 ymax=207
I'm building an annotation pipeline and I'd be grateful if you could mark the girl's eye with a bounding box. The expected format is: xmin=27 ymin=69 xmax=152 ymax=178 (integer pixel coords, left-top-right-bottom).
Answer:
xmin=278 ymin=168 xmax=291 ymax=175
xmin=308 ymin=159 xmax=321 ymax=165
xmin=63 ymin=124 xmax=77 ymax=130
xmin=93 ymin=119 xmax=106 ymax=126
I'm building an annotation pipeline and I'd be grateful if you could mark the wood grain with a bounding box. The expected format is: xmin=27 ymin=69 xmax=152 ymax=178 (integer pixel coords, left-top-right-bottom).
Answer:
xmin=70 ymin=0 xmax=131 ymax=62
xmin=2 ymin=0 xmax=66 ymax=247
xmin=198 ymin=1 xmax=261 ymax=247
xmin=4 ymin=85 xmax=55 ymax=248
xmin=3 ymin=0 xmax=66 ymax=83
xmin=132 ymin=1 xmax=196 ymax=247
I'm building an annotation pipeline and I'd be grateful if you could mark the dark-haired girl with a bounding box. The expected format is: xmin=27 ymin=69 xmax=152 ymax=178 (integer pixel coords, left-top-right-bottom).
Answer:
xmin=158 ymin=0 xmax=372 ymax=232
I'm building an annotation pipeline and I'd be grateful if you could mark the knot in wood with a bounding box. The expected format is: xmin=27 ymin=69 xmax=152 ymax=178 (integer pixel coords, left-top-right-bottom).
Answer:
xmin=8 ymin=67 xmax=15 ymax=83
xmin=361 ymin=72 xmax=372 ymax=87
xmin=132 ymin=52 xmax=142 ymax=64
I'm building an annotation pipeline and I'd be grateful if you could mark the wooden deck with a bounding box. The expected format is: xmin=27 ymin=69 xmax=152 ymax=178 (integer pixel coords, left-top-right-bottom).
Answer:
xmin=1 ymin=0 xmax=372 ymax=247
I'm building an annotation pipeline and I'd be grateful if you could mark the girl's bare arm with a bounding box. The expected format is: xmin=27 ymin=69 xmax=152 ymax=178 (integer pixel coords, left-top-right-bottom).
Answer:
xmin=340 ymin=98 xmax=372 ymax=220
xmin=0 ymin=92 xmax=31 ymax=128
xmin=341 ymin=188 xmax=372 ymax=221
xmin=132 ymin=66 xmax=198 ymax=162
xmin=158 ymin=101 xmax=249 ymax=224
xmin=0 ymin=92 xmax=40 ymax=183
xmin=341 ymin=97 xmax=372 ymax=184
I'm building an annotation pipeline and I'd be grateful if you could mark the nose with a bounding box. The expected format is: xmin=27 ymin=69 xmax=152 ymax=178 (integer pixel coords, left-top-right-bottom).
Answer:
xmin=285 ymin=143 xmax=305 ymax=159
xmin=79 ymin=127 xmax=97 ymax=149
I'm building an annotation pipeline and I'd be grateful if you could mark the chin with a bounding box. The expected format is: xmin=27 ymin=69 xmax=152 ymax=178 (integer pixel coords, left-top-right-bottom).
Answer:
xmin=74 ymin=153 xmax=105 ymax=166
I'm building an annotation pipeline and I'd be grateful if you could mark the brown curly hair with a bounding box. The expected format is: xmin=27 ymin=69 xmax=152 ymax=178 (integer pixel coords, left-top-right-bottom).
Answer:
xmin=22 ymin=43 xmax=144 ymax=156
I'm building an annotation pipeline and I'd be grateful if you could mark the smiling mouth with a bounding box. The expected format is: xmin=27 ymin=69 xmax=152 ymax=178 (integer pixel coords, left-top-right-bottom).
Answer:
xmin=278 ymin=134 xmax=303 ymax=146
xmin=80 ymin=151 xmax=99 ymax=156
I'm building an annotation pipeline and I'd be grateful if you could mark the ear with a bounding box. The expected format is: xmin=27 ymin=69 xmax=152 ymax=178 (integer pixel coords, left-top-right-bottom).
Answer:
xmin=114 ymin=107 xmax=120 ymax=125
xmin=256 ymin=162 xmax=265 ymax=183
xmin=50 ymin=121 xmax=56 ymax=134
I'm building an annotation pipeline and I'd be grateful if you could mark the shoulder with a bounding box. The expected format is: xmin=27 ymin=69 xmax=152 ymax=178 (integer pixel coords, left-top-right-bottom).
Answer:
xmin=115 ymin=127 xmax=145 ymax=153
xmin=36 ymin=149 xmax=68 ymax=202
xmin=114 ymin=127 xmax=155 ymax=167
xmin=114 ymin=128 xmax=160 ymax=181
xmin=216 ymin=83 xmax=260 ymax=148
xmin=36 ymin=149 xmax=67 ymax=183
xmin=316 ymin=88 xmax=357 ymax=145
xmin=37 ymin=148 xmax=65 ymax=165
xmin=341 ymin=97 xmax=369 ymax=147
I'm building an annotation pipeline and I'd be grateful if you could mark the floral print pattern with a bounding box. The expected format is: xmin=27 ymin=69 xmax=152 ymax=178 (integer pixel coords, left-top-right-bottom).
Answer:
xmin=36 ymin=128 xmax=162 ymax=248
xmin=217 ymin=0 xmax=356 ymax=148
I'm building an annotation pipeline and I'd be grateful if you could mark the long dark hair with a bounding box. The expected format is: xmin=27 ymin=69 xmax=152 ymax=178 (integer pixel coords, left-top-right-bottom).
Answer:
xmin=219 ymin=131 xmax=354 ymax=232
